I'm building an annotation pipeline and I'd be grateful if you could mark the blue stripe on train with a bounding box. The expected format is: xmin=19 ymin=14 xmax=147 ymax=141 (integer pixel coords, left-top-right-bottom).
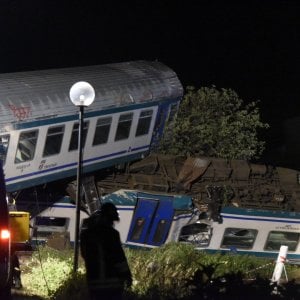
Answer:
xmin=222 ymin=215 xmax=300 ymax=224
xmin=6 ymin=151 xmax=148 ymax=192
xmin=6 ymin=146 xmax=149 ymax=182
xmin=222 ymin=206 xmax=300 ymax=219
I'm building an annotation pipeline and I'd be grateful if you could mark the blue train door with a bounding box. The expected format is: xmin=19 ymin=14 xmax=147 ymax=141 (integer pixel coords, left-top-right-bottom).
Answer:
xmin=126 ymin=196 xmax=174 ymax=246
xmin=146 ymin=198 xmax=174 ymax=246
xmin=127 ymin=198 xmax=158 ymax=244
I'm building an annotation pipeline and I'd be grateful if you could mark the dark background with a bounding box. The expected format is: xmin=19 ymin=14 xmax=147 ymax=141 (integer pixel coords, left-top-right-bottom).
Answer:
xmin=1 ymin=0 xmax=300 ymax=168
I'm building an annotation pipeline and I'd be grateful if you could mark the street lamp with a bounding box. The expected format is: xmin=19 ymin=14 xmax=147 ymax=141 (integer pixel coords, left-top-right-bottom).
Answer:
xmin=69 ymin=81 xmax=95 ymax=273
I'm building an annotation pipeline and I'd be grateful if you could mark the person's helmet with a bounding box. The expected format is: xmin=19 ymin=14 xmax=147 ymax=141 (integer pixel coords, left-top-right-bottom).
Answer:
xmin=100 ymin=202 xmax=120 ymax=221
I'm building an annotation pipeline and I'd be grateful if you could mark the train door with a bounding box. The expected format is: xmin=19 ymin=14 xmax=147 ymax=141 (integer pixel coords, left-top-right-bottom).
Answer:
xmin=127 ymin=196 xmax=174 ymax=246
xmin=146 ymin=198 xmax=174 ymax=246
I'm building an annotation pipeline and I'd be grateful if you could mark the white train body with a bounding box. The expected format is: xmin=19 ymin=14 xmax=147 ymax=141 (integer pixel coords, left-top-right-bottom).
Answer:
xmin=31 ymin=189 xmax=300 ymax=264
xmin=31 ymin=190 xmax=193 ymax=247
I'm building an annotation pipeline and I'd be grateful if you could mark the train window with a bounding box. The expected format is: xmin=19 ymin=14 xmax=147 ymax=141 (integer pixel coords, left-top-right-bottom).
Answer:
xmin=69 ymin=121 xmax=89 ymax=151
xmin=93 ymin=117 xmax=112 ymax=146
xmin=35 ymin=216 xmax=68 ymax=227
xmin=33 ymin=216 xmax=70 ymax=243
xmin=0 ymin=135 xmax=10 ymax=165
xmin=221 ymin=228 xmax=258 ymax=249
xmin=135 ymin=110 xmax=153 ymax=137
xmin=15 ymin=130 xmax=38 ymax=163
xmin=115 ymin=112 xmax=133 ymax=141
xmin=130 ymin=217 xmax=145 ymax=241
xmin=43 ymin=126 xmax=65 ymax=157
xmin=152 ymin=219 xmax=169 ymax=244
xmin=264 ymin=231 xmax=300 ymax=252
xmin=179 ymin=223 xmax=212 ymax=247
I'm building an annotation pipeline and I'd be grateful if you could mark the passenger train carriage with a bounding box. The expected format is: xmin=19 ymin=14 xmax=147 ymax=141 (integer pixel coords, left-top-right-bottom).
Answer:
xmin=180 ymin=206 xmax=300 ymax=264
xmin=0 ymin=60 xmax=183 ymax=192
xmin=31 ymin=189 xmax=300 ymax=264
xmin=104 ymin=190 xmax=300 ymax=264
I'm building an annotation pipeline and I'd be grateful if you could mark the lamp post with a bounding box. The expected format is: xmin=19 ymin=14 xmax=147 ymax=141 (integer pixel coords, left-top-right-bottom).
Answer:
xmin=69 ymin=81 xmax=95 ymax=273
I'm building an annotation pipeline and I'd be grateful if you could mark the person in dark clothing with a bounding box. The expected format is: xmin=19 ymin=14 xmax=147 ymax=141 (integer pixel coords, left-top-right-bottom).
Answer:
xmin=80 ymin=202 xmax=132 ymax=300
xmin=11 ymin=251 xmax=22 ymax=289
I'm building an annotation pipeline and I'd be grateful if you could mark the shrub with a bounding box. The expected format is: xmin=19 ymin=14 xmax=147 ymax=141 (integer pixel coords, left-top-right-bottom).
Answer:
xmin=20 ymin=243 xmax=300 ymax=299
xmin=21 ymin=246 xmax=86 ymax=299
xmin=126 ymin=243 xmax=202 ymax=299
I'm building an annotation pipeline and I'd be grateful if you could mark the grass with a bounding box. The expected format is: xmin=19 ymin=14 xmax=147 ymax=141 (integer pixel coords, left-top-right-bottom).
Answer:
xmin=19 ymin=243 xmax=300 ymax=299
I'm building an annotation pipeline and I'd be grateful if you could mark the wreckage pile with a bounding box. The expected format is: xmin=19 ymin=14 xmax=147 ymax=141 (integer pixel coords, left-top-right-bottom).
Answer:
xmin=95 ymin=154 xmax=300 ymax=212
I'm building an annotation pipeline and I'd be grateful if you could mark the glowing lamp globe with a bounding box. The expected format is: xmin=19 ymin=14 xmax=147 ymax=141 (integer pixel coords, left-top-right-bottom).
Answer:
xmin=69 ymin=81 xmax=95 ymax=107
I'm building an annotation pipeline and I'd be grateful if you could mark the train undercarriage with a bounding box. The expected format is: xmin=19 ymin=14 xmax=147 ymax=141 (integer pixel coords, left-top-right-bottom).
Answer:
xmin=68 ymin=153 xmax=300 ymax=216
xmin=14 ymin=153 xmax=300 ymax=218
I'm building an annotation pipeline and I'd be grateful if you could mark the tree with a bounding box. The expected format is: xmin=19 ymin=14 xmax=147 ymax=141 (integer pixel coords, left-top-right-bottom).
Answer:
xmin=159 ymin=86 xmax=269 ymax=160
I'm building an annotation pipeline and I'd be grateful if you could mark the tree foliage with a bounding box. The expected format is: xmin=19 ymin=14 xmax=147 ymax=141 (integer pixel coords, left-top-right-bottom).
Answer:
xmin=159 ymin=86 xmax=269 ymax=160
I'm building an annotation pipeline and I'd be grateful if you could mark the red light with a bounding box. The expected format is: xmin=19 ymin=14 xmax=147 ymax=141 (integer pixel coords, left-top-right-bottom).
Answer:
xmin=0 ymin=229 xmax=10 ymax=240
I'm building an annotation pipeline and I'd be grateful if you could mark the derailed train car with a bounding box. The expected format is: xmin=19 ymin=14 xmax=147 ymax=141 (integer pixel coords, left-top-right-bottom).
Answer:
xmin=89 ymin=154 xmax=300 ymax=263
xmin=0 ymin=61 xmax=183 ymax=193
xmin=125 ymin=154 xmax=300 ymax=212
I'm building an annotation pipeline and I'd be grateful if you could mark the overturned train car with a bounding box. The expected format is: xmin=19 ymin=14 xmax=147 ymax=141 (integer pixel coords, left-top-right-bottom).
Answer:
xmin=92 ymin=154 xmax=300 ymax=263
xmin=124 ymin=154 xmax=300 ymax=213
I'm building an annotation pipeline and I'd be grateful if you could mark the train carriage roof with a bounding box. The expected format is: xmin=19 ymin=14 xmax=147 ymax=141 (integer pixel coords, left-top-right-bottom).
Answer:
xmin=0 ymin=60 xmax=183 ymax=127
xmin=102 ymin=189 xmax=193 ymax=210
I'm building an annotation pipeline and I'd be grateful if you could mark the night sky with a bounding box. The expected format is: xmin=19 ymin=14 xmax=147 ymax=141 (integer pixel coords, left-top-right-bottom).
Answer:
xmin=1 ymin=0 xmax=300 ymax=167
